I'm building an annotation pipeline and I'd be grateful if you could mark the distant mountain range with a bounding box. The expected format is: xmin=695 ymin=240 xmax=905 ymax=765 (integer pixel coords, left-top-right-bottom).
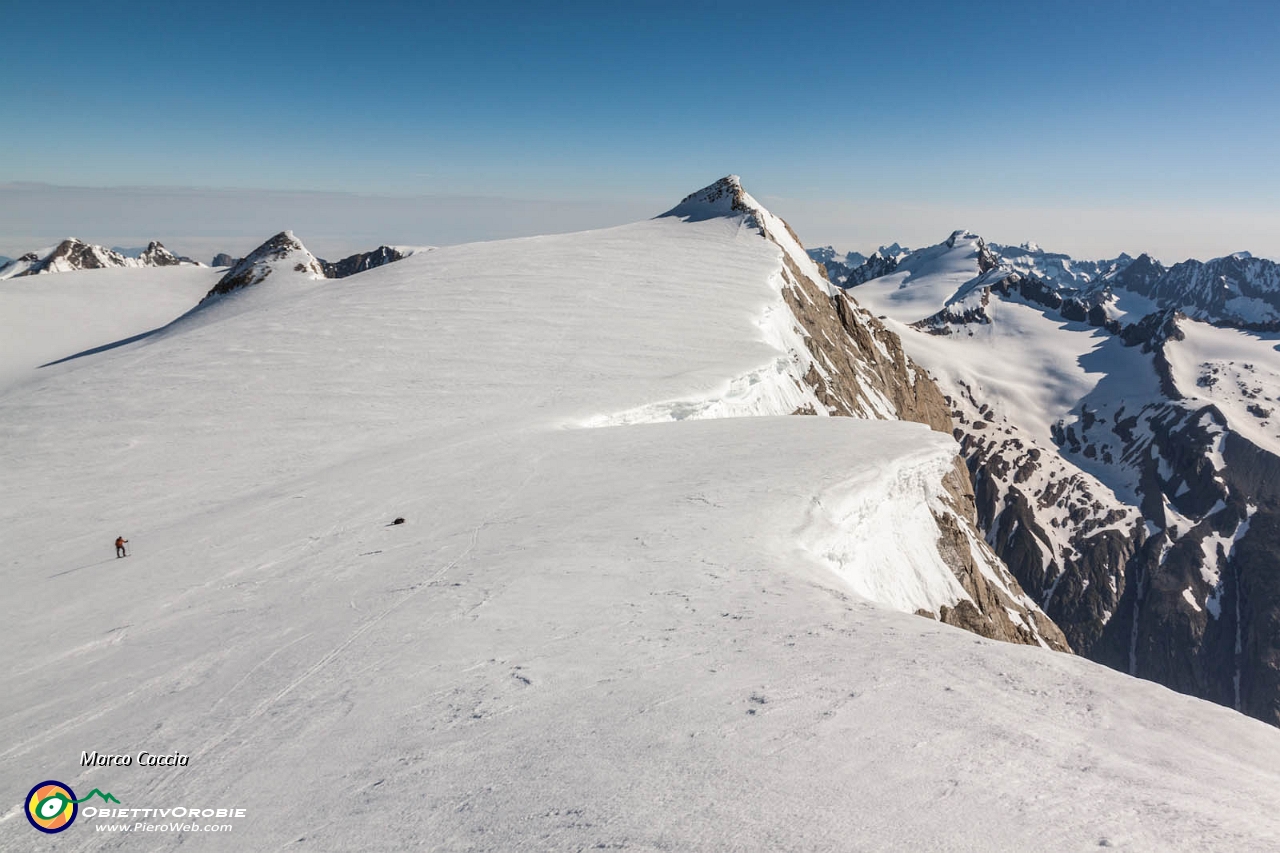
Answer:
xmin=816 ymin=230 xmax=1280 ymax=724
xmin=0 ymin=235 xmax=411 ymax=290
xmin=811 ymin=239 xmax=1280 ymax=330
xmin=0 ymin=238 xmax=202 ymax=279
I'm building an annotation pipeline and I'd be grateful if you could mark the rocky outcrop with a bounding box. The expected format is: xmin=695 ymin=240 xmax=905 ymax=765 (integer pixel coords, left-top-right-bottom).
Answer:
xmin=35 ymin=238 xmax=130 ymax=273
xmin=320 ymin=246 xmax=405 ymax=279
xmin=211 ymin=253 xmax=240 ymax=268
xmin=137 ymin=241 xmax=195 ymax=267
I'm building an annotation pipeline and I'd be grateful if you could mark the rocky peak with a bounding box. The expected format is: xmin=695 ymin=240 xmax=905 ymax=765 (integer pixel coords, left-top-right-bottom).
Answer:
xmin=1120 ymin=308 xmax=1186 ymax=352
xmin=137 ymin=241 xmax=184 ymax=267
xmin=211 ymin=253 xmax=239 ymax=268
xmin=41 ymin=238 xmax=128 ymax=273
xmin=203 ymin=231 xmax=325 ymax=300
xmin=1109 ymin=252 xmax=1167 ymax=294
xmin=659 ymin=175 xmax=752 ymax=221
xmin=976 ymin=238 xmax=1000 ymax=274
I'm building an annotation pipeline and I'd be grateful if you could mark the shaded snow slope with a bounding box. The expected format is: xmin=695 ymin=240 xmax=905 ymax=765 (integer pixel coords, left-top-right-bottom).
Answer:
xmin=4 ymin=211 xmax=1280 ymax=850
xmin=0 ymin=266 xmax=222 ymax=390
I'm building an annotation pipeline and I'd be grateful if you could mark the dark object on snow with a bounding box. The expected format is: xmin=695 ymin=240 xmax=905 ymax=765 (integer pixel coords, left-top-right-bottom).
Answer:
xmin=392 ymin=517 xmax=405 ymax=525
xmin=115 ymin=536 xmax=128 ymax=558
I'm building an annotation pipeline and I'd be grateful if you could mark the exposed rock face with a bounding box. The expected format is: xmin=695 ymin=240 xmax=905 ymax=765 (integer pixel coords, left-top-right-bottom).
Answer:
xmin=1108 ymin=252 xmax=1166 ymax=294
xmin=320 ymin=246 xmax=405 ymax=279
xmin=664 ymin=178 xmax=1070 ymax=652
xmin=947 ymin=385 xmax=1141 ymax=655
xmin=211 ymin=253 xmax=240 ymax=268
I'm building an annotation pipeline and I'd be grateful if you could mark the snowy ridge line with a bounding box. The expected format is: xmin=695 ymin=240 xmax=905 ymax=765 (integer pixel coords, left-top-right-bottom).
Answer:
xmin=579 ymin=271 xmax=825 ymax=428
xmin=580 ymin=181 xmax=1063 ymax=649
xmin=799 ymin=437 xmax=966 ymax=614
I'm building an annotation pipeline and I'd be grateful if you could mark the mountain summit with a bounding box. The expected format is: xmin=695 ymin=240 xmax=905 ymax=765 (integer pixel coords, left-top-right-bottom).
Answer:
xmin=659 ymin=175 xmax=754 ymax=220
xmin=203 ymin=231 xmax=325 ymax=300
xmin=202 ymin=232 xmax=410 ymax=301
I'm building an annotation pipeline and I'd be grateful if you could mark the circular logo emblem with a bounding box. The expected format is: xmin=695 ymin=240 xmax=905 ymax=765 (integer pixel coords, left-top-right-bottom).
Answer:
xmin=25 ymin=781 xmax=78 ymax=833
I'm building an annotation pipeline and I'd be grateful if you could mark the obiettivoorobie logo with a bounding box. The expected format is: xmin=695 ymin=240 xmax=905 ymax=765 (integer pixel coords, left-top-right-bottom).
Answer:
xmin=24 ymin=781 xmax=119 ymax=834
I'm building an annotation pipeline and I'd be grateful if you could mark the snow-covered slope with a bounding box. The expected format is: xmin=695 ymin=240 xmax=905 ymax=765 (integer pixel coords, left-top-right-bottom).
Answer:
xmin=204 ymin=233 xmax=413 ymax=298
xmin=1165 ymin=321 xmax=1280 ymax=456
xmin=4 ymin=190 xmax=1280 ymax=850
xmin=850 ymin=230 xmax=996 ymax=320
xmin=0 ymin=265 xmax=222 ymax=390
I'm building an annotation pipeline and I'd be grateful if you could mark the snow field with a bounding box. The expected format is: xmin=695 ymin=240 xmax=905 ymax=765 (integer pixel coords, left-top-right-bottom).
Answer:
xmin=0 ymin=266 xmax=220 ymax=390
xmin=3 ymin=211 xmax=1280 ymax=850
xmin=1164 ymin=319 xmax=1280 ymax=459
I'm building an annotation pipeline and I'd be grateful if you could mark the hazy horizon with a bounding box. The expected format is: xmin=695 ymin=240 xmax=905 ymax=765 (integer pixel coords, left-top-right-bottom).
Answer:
xmin=3 ymin=180 xmax=1276 ymax=267
xmin=4 ymin=1 xmax=1279 ymax=265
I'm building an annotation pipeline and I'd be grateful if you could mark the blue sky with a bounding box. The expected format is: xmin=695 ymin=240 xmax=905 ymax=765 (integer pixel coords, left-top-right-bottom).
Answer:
xmin=3 ymin=0 xmax=1278 ymax=261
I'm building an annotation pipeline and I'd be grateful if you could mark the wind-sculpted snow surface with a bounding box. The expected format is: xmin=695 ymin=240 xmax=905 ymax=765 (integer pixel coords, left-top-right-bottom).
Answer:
xmin=4 ymin=185 xmax=1280 ymax=850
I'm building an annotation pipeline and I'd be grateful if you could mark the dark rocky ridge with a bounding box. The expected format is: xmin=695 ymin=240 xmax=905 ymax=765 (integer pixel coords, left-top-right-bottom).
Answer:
xmin=321 ymin=246 xmax=405 ymax=279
